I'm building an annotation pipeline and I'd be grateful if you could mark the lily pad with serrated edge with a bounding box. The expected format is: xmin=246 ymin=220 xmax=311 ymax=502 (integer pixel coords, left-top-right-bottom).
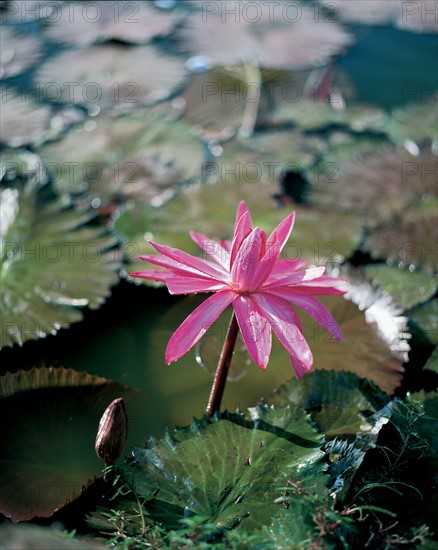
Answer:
xmin=0 ymin=183 xmax=120 ymax=348
xmin=287 ymin=267 xmax=410 ymax=395
xmin=177 ymin=5 xmax=352 ymax=70
xmin=120 ymin=178 xmax=362 ymax=282
xmin=39 ymin=112 xmax=203 ymax=202
xmin=365 ymin=264 xmax=438 ymax=310
xmin=35 ymin=44 xmax=187 ymax=111
xmin=268 ymin=370 xmax=392 ymax=498
xmin=0 ymin=367 xmax=138 ymax=521
xmin=97 ymin=406 xmax=326 ymax=531
xmin=43 ymin=1 xmax=179 ymax=46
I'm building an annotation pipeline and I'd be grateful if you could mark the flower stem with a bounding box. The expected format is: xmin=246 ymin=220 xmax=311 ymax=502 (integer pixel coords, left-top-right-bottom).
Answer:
xmin=206 ymin=313 xmax=239 ymax=417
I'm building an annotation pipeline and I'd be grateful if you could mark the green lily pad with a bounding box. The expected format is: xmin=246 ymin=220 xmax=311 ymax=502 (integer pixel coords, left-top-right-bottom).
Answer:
xmin=120 ymin=179 xmax=361 ymax=281
xmin=44 ymin=1 xmax=178 ymax=46
xmin=0 ymin=183 xmax=120 ymax=348
xmin=293 ymin=268 xmax=410 ymax=394
xmin=424 ymin=347 xmax=438 ymax=374
xmin=386 ymin=103 xmax=438 ymax=147
xmin=0 ymin=367 xmax=137 ymax=521
xmin=40 ymin=113 xmax=203 ymax=202
xmin=35 ymin=44 xmax=187 ymax=111
xmin=116 ymin=406 xmax=326 ymax=530
xmin=365 ymin=264 xmax=438 ymax=309
xmin=269 ymin=370 xmax=389 ymax=436
xmin=409 ymin=299 xmax=438 ymax=345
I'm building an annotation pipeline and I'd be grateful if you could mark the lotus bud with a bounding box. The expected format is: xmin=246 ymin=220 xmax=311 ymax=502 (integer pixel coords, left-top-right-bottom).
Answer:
xmin=95 ymin=398 xmax=128 ymax=467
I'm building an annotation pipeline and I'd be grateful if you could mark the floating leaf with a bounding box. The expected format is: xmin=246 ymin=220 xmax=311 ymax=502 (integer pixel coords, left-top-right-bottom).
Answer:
xmin=320 ymin=0 xmax=438 ymax=34
xmin=386 ymin=102 xmax=438 ymax=147
xmin=116 ymin=406 xmax=326 ymax=530
xmin=364 ymin=198 xmax=438 ymax=271
xmin=44 ymin=1 xmax=178 ymax=46
xmin=271 ymin=98 xmax=388 ymax=133
xmin=395 ymin=0 xmax=438 ymax=33
xmin=288 ymin=267 xmax=410 ymax=394
xmin=0 ymin=89 xmax=83 ymax=148
xmin=309 ymin=145 xmax=437 ymax=229
xmin=179 ymin=66 xmax=304 ymax=139
xmin=0 ymin=149 xmax=48 ymax=186
xmin=365 ymin=264 xmax=438 ymax=309
xmin=178 ymin=5 xmax=353 ymax=69
xmin=424 ymin=347 xmax=438 ymax=374
xmin=268 ymin=370 xmax=392 ymax=497
xmin=0 ymin=367 xmax=137 ymax=521
xmin=120 ymin=178 xmax=361 ymax=281
xmin=409 ymin=299 xmax=438 ymax=345
xmin=0 ymin=524 xmax=106 ymax=550
xmin=0 ymin=27 xmax=43 ymax=79
xmin=35 ymin=44 xmax=187 ymax=111
xmin=0 ymin=183 xmax=120 ymax=348
xmin=39 ymin=113 xmax=203 ymax=202
xmin=319 ymin=0 xmax=398 ymax=25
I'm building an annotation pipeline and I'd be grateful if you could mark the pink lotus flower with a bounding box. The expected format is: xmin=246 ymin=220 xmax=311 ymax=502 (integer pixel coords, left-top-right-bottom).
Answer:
xmin=131 ymin=201 xmax=346 ymax=379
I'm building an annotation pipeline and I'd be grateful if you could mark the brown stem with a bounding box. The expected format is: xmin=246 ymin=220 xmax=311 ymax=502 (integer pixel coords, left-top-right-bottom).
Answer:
xmin=205 ymin=313 xmax=239 ymax=417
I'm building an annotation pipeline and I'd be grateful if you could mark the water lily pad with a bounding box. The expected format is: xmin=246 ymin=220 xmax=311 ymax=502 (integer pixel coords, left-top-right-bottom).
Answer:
xmin=39 ymin=113 xmax=203 ymax=202
xmin=386 ymin=102 xmax=438 ymax=146
xmin=0 ymin=367 xmax=136 ymax=521
xmin=395 ymin=0 xmax=438 ymax=33
xmin=35 ymin=44 xmax=187 ymax=111
xmin=0 ymin=524 xmax=106 ymax=550
xmin=424 ymin=346 xmax=438 ymax=374
xmin=365 ymin=264 xmax=438 ymax=309
xmin=44 ymin=1 xmax=178 ymax=46
xmin=409 ymin=299 xmax=438 ymax=345
xmin=0 ymin=183 xmax=120 ymax=348
xmin=364 ymin=198 xmax=438 ymax=271
xmin=0 ymin=89 xmax=83 ymax=148
xmin=271 ymin=98 xmax=388 ymax=132
xmin=0 ymin=27 xmax=43 ymax=79
xmin=115 ymin=406 xmax=326 ymax=530
xmin=0 ymin=149 xmax=48 ymax=185
xmin=288 ymin=267 xmax=410 ymax=394
xmin=178 ymin=4 xmax=352 ymax=69
xmin=179 ymin=66 xmax=303 ymax=139
xmin=319 ymin=0 xmax=398 ymax=25
xmin=120 ymin=179 xmax=361 ymax=281
xmin=309 ymin=145 xmax=437 ymax=228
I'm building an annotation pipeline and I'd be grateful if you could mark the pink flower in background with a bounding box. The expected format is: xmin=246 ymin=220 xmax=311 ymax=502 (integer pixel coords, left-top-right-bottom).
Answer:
xmin=131 ymin=201 xmax=346 ymax=379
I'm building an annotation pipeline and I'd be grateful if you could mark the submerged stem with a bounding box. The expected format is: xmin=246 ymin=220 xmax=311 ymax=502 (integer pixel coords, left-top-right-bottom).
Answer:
xmin=206 ymin=313 xmax=239 ymax=417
